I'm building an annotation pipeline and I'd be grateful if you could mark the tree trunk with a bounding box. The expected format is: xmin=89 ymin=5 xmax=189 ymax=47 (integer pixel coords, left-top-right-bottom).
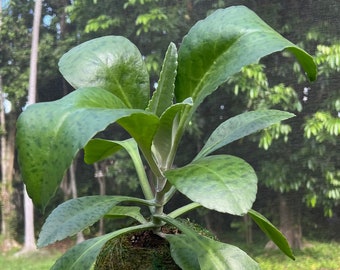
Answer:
xmin=20 ymin=0 xmax=43 ymax=253
xmin=94 ymin=162 xmax=106 ymax=235
xmin=69 ymin=160 xmax=85 ymax=244
xmin=278 ymin=193 xmax=303 ymax=249
xmin=243 ymin=214 xmax=253 ymax=245
xmin=265 ymin=192 xmax=303 ymax=250
xmin=1 ymin=1 xmax=20 ymax=252
xmin=0 ymin=77 xmax=19 ymax=252
xmin=59 ymin=157 xmax=85 ymax=243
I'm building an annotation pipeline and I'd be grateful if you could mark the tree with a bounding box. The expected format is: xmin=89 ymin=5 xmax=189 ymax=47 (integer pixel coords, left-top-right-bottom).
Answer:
xmin=20 ymin=0 xmax=43 ymax=253
xmin=0 ymin=0 xmax=31 ymax=252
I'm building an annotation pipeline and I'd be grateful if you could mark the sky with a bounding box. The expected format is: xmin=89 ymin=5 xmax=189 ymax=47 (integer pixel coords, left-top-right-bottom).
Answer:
xmin=1 ymin=0 xmax=10 ymax=10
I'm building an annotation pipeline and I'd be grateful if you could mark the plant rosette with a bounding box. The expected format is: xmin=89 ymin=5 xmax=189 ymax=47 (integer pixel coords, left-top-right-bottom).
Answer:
xmin=16 ymin=5 xmax=316 ymax=270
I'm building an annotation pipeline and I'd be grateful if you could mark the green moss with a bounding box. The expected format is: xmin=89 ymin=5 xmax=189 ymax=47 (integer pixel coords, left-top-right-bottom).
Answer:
xmin=94 ymin=230 xmax=179 ymax=270
xmin=94 ymin=219 xmax=215 ymax=270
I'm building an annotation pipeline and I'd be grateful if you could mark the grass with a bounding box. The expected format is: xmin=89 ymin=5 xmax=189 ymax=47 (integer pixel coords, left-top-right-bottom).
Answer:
xmin=0 ymin=249 xmax=61 ymax=270
xmin=252 ymin=241 xmax=340 ymax=270
xmin=0 ymin=240 xmax=339 ymax=269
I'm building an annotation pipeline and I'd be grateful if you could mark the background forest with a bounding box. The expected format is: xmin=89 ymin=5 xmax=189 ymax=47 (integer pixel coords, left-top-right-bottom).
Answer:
xmin=0 ymin=0 xmax=339 ymax=259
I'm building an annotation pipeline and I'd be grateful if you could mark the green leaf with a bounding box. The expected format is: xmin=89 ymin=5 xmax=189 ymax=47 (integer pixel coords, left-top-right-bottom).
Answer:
xmin=85 ymin=138 xmax=154 ymax=200
xmin=84 ymin=113 xmax=160 ymax=170
xmin=248 ymin=209 xmax=295 ymax=260
xmin=104 ymin=206 xmax=147 ymax=224
xmin=152 ymin=98 xmax=193 ymax=167
xmin=165 ymin=155 xmax=257 ymax=215
xmin=51 ymin=223 xmax=154 ymax=270
xmin=158 ymin=216 xmax=260 ymax=270
xmin=195 ymin=110 xmax=294 ymax=160
xmin=84 ymin=139 xmax=123 ymax=164
xmin=59 ymin=36 xmax=150 ymax=109
xmin=16 ymin=87 xmax=155 ymax=210
xmin=118 ymin=112 xmax=159 ymax=166
xmin=147 ymin=42 xmax=177 ymax=116
xmin=38 ymin=195 xmax=153 ymax=248
xmin=175 ymin=6 xmax=317 ymax=109
xmin=168 ymin=235 xmax=260 ymax=270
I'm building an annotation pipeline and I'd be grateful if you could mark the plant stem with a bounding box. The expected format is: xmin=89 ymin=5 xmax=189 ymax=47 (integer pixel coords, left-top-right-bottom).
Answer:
xmin=168 ymin=202 xmax=201 ymax=218
xmin=130 ymin=149 xmax=154 ymax=201
xmin=122 ymin=139 xmax=155 ymax=210
xmin=151 ymin=174 xmax=168 ymax=229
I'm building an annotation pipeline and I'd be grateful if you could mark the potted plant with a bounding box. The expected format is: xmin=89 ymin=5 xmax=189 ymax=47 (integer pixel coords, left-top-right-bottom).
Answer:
xmin=16 ymin=5 xmax=316 ymax=270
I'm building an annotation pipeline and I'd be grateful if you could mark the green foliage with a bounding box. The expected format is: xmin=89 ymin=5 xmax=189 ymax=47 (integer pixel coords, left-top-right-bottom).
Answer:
xmin=84 ymin=15 xmax=121 ymax=33
xmin=230 ymin=64 xmax=302 ymax=112
xmin=224 ymin=10 xmax=339 ymax=217
xmin=228 ymin=64 xmax=301 ymax=150
xmin=166 ymin=155 xmax=258 ymax=215
xmin=58 ymin=36 xmax=150 ymax=109
xmin=37 ymin=196 xmax=154 ymax=248
xmin=195 ymin=110 xmax=294 ymax=156
xmin=0 ymin=0 xmax=31 ymax=105
xmin=161 ymin=216 xmax=260 ymax=270
xmin=304 ymin=111 xmax=340 ymax=141
xmin=315 ymin=44 xmax=340 ymax=75
xmin=16 ymin=87 xmax=156 ymax=209
xmin=16 ymin=6 xmax=316 ymax=269
xmin=256 ymin=40 xmax=339 ymax=216
xmin=123 ymin=0 xmax=157 ymax=9
xmin=175 ymin=9 xmax=315 ymax=107
xmin=248 ymin=210 xmax=295 ymax=260
xmin=135 ymin=8 xmax=167 ymax=35
xmin=146 ymin=42 xmax=177 ymax=117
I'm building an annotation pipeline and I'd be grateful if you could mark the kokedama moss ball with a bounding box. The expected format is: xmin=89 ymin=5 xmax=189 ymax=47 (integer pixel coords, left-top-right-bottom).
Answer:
xmin=94 ymin=229 xmax=180 ymax=270
xmin=94 ymin=220 xmax=216 ymax=270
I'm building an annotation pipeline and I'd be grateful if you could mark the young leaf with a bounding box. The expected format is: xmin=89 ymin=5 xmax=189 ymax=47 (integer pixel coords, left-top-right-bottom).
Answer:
xmin=38 ymin=195 xmax=154 ymax=248
xmin=59 ymin=36 xmax=150 ymax=109
xmin=248 ymin=209 xmax=295 ymax=260
xmin=165 ymin=155 xmax=257 ymax=215
xmin=16 ymin=87 xmax=156 ymax=210
xmin=152 ymin=98 xmax=193 ymax=167
xmin=195 ymin=110 xmax=294 ymax=160
xmin=175 ymin=6 xmax=317 ymax=110
xmin=51 ymin=223 xmax=155 ymax=270
xmin=147 ymin=42 xmax=177 ymax=116
xmin=158 ymin=216 xmax=260 ymax=270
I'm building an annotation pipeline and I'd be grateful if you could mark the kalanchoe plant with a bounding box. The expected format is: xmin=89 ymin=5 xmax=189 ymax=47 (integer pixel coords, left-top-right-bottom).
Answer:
xmin=16 ymin=6 xmax=316 ymax=270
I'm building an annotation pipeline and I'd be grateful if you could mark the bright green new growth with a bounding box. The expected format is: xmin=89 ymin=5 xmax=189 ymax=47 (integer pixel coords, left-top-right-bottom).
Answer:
xmin=16 ymin=6 xmax=316 ymax=269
